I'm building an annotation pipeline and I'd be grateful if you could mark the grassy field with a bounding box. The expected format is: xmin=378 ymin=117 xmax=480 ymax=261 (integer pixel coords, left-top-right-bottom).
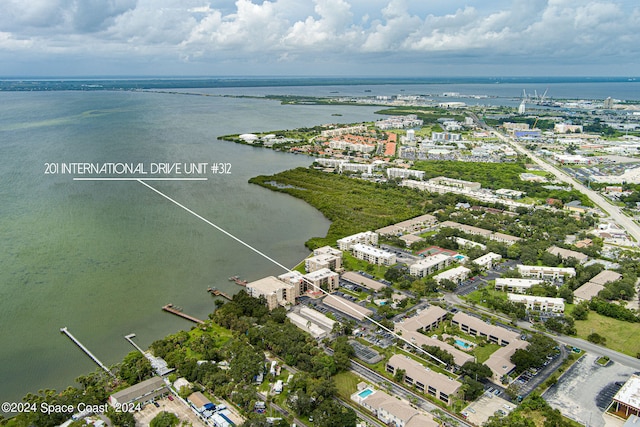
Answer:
xmin=473 ymin=343 xmax=502 ymax=363
xmin=333 ymin=371 xmax=362 ymax=399
xmin=573 ymin=310 xmax=640 ymax=357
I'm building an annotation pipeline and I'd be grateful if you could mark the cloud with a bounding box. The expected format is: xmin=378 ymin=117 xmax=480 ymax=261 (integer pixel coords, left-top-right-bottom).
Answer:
xmin=0 ymin=0 xmax=638 ymax=75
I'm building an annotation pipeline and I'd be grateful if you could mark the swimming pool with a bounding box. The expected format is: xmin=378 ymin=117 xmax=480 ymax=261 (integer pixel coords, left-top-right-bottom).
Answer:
xmin=455 ymin=339 xmax=472 ymax=349
xmin=358 ymin=388 xmax=374 ymax=398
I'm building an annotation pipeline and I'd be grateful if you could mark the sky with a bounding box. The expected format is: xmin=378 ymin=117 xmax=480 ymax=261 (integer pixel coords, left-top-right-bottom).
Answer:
xmin=0 ymin=0 xmax=639 ymax=77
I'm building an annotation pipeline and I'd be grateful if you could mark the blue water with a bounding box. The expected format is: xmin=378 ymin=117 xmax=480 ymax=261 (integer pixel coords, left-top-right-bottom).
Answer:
xmin=358 ymin=388 xmax=374 ymax=398
xmin=455 ymin=339 xmax=471 ymax=349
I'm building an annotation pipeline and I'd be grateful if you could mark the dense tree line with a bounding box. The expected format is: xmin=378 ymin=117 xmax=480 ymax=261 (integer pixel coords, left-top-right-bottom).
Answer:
xmin=588 ymin=298 xmax=640 ymax=322
xmin=250 ymin=168 xmax=428 ymax=248
xmin=510 ymin=335 xmax=558 ymax=374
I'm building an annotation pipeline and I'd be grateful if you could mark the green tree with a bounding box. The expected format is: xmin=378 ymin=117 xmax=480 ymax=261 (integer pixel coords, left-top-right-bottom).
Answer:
xmin=460 ymin=361 xmax=492 ymax=381
xmin=312 ymin=400 xmax=357 ymax=427
xmin=150 ymin=411 xmax=179 ymax=427
xmin=119 ymin=351 xmax=153 ymax=385
xmin=571 ymin=303 xmax=588 ymax=320
xmin=106 ymin=406 xmax=136 ymax=427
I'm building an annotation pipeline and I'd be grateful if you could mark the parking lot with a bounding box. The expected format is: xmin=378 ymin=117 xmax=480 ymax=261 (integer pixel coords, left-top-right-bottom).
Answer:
xmin=463 ymin=393 xmax=513 ymax=426
xmin=543 ymin=353 xmax=637 ymax=427
xmin=134 ymin=396 xmax=207 ymax=427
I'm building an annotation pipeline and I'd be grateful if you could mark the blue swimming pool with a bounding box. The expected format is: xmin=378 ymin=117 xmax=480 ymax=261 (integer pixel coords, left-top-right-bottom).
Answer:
xmin=358 ymin=388 xmax=374 ymax=398
xmin=455 ymin=339 xmax=471 ymax=349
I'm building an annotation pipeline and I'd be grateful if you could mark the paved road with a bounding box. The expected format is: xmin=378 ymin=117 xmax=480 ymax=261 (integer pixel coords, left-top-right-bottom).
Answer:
xmin=336 ymin=397 xmax=386 ymax=427
xmin=257 ymin=391 xmax=309 ymax=427
xmin=489 ymin=128 xmax=640 ymax=243
xmin=348 ymin=359 xmax=473 ymax=427
xmin=445 ymin=292 xmax=640 ymax=372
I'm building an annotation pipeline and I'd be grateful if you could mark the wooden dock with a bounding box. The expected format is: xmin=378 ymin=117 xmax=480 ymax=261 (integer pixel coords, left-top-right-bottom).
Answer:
xmin=162 ymin=304 xmax=205 ymax=324
xmin=208 ymin=287 xmax=233 ymax=301
xmin=228 ymin=276 xmax=247 ymax=286
xmin=60 ymin=327 xmax=115 ymax=377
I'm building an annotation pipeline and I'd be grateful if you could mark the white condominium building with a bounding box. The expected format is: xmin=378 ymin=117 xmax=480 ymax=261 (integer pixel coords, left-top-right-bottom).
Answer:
xmin=473 ymin=252 xmax=502 ymax=270
xmin=495 ymin=278 xmax=543 ymax=293
xmin=518 ymin=265 xmax=576 ymax=280
xmin=305 ymin=246 xmax=343 ymax=272
xmin=386 ymin=168 xmax=426 ymax=180
xmin=351 ymin=244 xmax=397 ymax=266
xmin=302 ymin=268 xmax=340 ymax=292
xmin=337 ymin=231 xmax=379 ymax=251
xmin=246 ymin=276 xmax=297 ymax=310
xmin=409 ymin=253 xmax=452 ymax=277
xmin=507 ymin=294 xmax=565 ymax=313
xmin=433 ymin=266 xmax=471 ymax=284
xmin=429 ymin=176 xmax=481 ymax=191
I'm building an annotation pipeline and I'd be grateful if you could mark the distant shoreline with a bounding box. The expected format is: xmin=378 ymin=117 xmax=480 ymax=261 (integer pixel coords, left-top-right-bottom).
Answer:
xmin=0 ymin=76 xmax=638 ymax=92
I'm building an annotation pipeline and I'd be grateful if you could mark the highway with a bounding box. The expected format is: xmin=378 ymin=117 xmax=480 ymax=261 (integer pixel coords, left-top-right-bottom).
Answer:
xmin=486 ymin=125 xmax=640 ymax=243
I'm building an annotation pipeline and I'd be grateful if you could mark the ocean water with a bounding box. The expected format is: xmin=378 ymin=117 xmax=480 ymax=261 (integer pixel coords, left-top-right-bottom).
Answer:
xmin=0 ymin=89 xmax=380 ymax=404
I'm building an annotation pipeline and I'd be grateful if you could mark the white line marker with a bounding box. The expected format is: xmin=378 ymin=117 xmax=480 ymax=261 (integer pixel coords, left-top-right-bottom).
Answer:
xmin=73 ymin=177 xmax=208 ymax=181
xmin=136 ymin=179 xmax=447 ymax=367
xmin=136 ymin=179 xmax=290 ymax=271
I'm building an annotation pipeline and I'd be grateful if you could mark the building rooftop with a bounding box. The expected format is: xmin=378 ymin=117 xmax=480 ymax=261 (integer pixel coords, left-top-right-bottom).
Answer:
xmin=110 ymin=377 xmax=166 ymax=404
xmin=388 ymin=354 xmax=461 ymax=395
xmin=484 ymin=340 xmax=529 ymax=379
xmin=589 ymin=270 xmax=622 ymax=286
xmin=547 ymin=246 xmax=588 ymax=262
xmin=434 ymin=266 xmax=471 ymax=282
xmin=412 ymin=253 xmax=452 ymax=269
xmin=495 ymin=278 xmax=543 ymax=287
xmin=452 ymin=312 xmax=520 ymax=343
xmin=248 ymin=276 xmax=291 ymax=293
xmin=573 ymin=281 xmax=605 ymax=302
xmin=323 ymin=294 xmax=373 ymax=321
xmin=614 ymin=375 xmax=640 ymax=411
xmin=188 ymin=391 xmax=212 ymax=408
xmin=341 ymin=271 xmax=386 ymax=291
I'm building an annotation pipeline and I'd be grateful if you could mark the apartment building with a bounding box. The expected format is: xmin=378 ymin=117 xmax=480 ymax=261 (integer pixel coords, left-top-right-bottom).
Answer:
xmin=409 ymin=254 xmax=452 ymax=277
xmin=386 ymin=355 xmax=461 ymax=405
xmin=433 ymin=266 xmax=471 ymax=285
xmin=352 ymin=388 xmax=439 ymax=427
xmin=351 ymin=244 xmax=397 ymax=266
xmin=305 ymin=246 xmax=343 ymax=272
xmin=573 ymin=270 xmax=622 ymax=303
xmin=451 ymin=312 xmax=519 ymax=346
xmin=473 ymin=252 xmax=502 ymax=270
xmin=429 ymin=176 xmax=480 ymax=191
xmin=495 ymin=278 xmax=543 ymax=293
xmin=386 ymin=167 xmax=426 ymax=180
xmin=246 ymin=276 xmax=297 ymax=310
xmin=546 ymin=246 xmax=589 ymax=264
xmin=518 ymin=265 xmax=576 ymax=280
xmin=337 ymin=231 xmax=379 ymax=251
xmin=302 ymin=268 xmax=339 ymax=293
xmin=507 ymin=294 xmax=565 ymax=313
xmin=376 ymin=214 xmax=438 ymax=236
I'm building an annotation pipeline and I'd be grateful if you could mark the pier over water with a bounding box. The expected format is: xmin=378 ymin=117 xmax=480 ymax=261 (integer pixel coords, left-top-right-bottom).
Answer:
xmin=60 ymin=327 xmax=115 ymax=377
xmin=161 ymin=304 xmax=205 ymax=324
